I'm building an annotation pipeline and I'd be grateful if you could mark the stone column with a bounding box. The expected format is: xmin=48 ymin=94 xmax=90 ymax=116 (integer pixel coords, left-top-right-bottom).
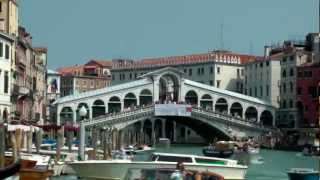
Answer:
xmin=26 ymin=127 xmax=33 ymax=154
xmin=73 ymin=110 xmax=77 ymax=124
xmin=79 ymin=123 xmax=85 ymax=161
xmin=161 ymin=119 xmax=166 ymax=138
xmin=153 ymin=76 xmax=160 ymax=103
xmin=57 ymin=105 xmax=62 ymax=125
xmin=151 ymin=121 xmax=155 ymax=146
xmin=173 ymin=121 xmax=177 ymax=142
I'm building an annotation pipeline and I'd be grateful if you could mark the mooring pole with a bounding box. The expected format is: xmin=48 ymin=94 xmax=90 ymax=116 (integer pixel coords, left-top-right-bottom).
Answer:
xmin=79 ymin=122 xmax=85 ymax=161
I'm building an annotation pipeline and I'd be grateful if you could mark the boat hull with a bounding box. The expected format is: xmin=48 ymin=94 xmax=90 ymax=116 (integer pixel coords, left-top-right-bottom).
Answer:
xmin=69 ymin=160 xmax=247 ymax=180
xmin=203 ymin=148 xmax=234 ymax=158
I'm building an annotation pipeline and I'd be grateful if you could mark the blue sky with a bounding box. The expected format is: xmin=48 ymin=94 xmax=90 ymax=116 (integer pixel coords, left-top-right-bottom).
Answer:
xmin=20 ymin=0 xmax=317 ymax=69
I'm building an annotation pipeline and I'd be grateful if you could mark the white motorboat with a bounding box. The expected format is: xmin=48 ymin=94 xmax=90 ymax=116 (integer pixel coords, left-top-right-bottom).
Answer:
xmin=69 ymin=152 xmax=247 ymax=180
xmin=247 ymin=146 xmax=260 ymax=154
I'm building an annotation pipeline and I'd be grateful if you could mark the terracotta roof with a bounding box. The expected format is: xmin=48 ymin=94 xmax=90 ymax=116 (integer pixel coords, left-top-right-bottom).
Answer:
xmin=57 ymin=65 xmax=83 ymax=76
xmin=93 ymin=60 xmax=112 ymax=67
xmin=112 ymin=52 xmax=259 ymax=70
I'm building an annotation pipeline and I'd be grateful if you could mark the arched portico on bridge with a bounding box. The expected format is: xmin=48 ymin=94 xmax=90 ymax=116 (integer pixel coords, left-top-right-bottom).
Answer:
xmin=260 ymin=110 xmax=273 ymax=126
xmin=108 ymin=96 xmax=121 ymax=113
xmin=124 ymin=93 xmax=137 ymax=109
xmin=215 ymin=98 xmax=228 ymax=114
xmin=185 ymin=90 xmax=198 ymax=106
xmin=92 ymin=99 xmax=105 ymax=118
xmin=245 ymin=106 xmax=258 ymax=122
xmin=60 ymin=106 xmax=73 ymax=124
xmin=139 ymin=89 xmax=153 ymax=106
xmin=200 ymin=94 xmax=213 ymax=110
xmin=230 ymin=102 xmax=243 ymax=118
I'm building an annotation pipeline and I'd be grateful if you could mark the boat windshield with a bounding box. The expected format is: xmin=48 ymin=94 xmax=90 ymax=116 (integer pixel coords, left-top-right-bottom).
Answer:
xmin=194 ymin=158 xmax=226 ymax=165
xmin=153 ymin=155 xmax=193 ymax=163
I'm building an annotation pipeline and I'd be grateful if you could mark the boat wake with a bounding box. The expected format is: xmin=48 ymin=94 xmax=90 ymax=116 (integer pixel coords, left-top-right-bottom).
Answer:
xmin=250 ymin=157 xmax=264 ymax=164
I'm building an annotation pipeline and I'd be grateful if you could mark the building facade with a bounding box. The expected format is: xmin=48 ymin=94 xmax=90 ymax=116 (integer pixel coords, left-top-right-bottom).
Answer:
xmin=46 ymin=69 xmax=61 ymax=123
xmin=33 ymin=47 xmax=47 ymax=125
xmin=0 ymin=0 xmax=18 ymax=37
xmin=296 ymin=64 xmax=320 ymax=128
xmin=111 ymin=51 xmax=257 ymax=93
xmin=0 ymin=32 xmax=13 ymax=121
xmin=58 ymin=60 xmax=112 ymax=97
xmin=244 ymin=54 xmax=281 ymax=108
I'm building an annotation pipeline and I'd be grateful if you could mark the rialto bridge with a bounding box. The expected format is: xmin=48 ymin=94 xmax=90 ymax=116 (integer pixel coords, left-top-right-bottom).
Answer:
xmin=54 ymin=67 xmax=277 ymax=152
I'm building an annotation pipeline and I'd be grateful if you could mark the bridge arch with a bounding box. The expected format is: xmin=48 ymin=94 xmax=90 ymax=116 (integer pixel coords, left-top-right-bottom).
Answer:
xmin=108 ymin=96 xmax=121 ymax=113
xmin=215 ymin=98 xmax=228 ymax=113
xmin=200 ymin=94 xmax=213 ymax=110
xmin=159 ymin=73 xmax=180 ymax=103
xmin=60 ymin=106 xmax=73 ymax=124
xmin=185 ymin=90 xmax=198 ymax=106
xmin=230 ymin=102 xmax=243 ymax=118
xmin=245 ymin=106 xmax=258 ymax=122
xmin=139 ymin=89 xmax=152 ymax=106
xmin=260 ymin=110 xmax=273 ymax=126
xmin=124 ymin=93 xmax=137 ymax=109
xmin=92 ymin=99 xmax=105 ymax=118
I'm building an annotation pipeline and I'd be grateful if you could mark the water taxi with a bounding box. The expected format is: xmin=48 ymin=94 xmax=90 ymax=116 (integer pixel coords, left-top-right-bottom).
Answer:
xmin=69 ymin=152 xmax=247 ymax=180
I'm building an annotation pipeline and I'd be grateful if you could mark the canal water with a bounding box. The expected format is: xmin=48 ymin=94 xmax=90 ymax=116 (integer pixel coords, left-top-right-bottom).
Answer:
xmin=54 ymin=144 xmax=318 ymax=180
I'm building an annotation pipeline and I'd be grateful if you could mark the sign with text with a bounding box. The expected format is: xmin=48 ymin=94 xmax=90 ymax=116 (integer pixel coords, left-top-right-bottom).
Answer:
xmin=155 ymin=104 xmax=192 ymax=117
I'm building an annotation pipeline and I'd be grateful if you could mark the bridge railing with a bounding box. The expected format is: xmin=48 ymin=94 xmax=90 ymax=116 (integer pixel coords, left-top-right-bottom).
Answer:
xmin=192 ymin=107 xmax=275 ymax=131
xmin=82 ymin=105 xmax=154 ymax=127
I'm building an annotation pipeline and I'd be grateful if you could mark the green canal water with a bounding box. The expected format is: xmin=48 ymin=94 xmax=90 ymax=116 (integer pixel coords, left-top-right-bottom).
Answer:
xmin=54 ymin=144 xmax=318 ymax=180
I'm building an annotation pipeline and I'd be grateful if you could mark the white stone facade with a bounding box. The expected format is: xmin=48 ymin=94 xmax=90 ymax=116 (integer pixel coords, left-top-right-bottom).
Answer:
xmin=244 ymin=59 xmax=281 ymax=108
xmin=0 ymin=32 xmax=14 ymax=121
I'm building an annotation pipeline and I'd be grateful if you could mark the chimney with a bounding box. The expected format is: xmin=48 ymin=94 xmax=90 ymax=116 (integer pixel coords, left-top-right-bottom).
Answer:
xmin=264 ymin=46 xmax=271 ymax=58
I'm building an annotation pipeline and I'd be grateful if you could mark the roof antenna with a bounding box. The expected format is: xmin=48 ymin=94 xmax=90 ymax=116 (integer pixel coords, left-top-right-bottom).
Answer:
xmin=220 ymin=22 xmax=224 ymax=50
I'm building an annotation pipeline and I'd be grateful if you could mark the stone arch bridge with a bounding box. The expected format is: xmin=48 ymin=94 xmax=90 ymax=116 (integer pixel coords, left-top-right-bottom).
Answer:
xmin=54 ymin=67 xmax=277 ymax=147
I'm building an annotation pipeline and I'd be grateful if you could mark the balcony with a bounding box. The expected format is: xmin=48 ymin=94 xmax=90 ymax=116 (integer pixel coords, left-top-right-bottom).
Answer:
xmin=12 ymin=84 xmax=31 ymax=97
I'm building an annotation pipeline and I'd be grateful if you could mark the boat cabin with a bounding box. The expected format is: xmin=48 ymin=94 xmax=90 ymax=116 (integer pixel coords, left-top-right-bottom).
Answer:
xmin=149 ymin=153 xmax=238 ymax=166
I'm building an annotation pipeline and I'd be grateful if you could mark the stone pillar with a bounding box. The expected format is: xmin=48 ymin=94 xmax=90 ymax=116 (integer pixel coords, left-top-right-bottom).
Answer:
xmin=161 ymin=119 xmax=166 ymax=138
xmin=73 ymin=110 xmax=77 ymax=124
xmin=89 ymin=107 xmax=93 ymax=120
xmin=57 ymin=105 xmax=62 ymax=125
xmin=79 ymin=122 xmax=85 ymax=161
xmin=173 ymin=121 xmax=177 ymax=142
xmin=153 ymin=76 xmax=160 ymax=103
xmin=151 ymin=121 xmax=155 ymax=146
xmin=0 ymin=122 xmax=5 ymax=168
xmin=26 ymin=127 xmax=33 ymax=154
xmin=121 ymin=101 xmax=124 ymax=112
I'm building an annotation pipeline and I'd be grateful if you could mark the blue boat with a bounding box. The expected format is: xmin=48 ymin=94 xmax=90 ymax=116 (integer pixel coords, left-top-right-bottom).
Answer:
xmin=287 ymin=168 xmax=319 ymax=180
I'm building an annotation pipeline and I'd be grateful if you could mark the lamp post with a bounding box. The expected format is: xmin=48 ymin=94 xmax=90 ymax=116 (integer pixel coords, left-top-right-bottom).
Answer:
xmin=78 ymin=106 xmax=87 ymax=161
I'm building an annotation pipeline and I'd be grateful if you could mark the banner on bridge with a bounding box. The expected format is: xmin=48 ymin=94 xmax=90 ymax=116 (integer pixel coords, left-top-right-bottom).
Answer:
xmin=155 ymin=104 xmax=192 ymax=117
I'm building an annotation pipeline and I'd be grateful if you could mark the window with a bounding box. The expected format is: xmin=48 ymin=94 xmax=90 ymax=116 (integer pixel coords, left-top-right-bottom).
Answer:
xmin=304 ymin=71 xmax=312 ymax=78
xmin=237 ymin=69 xmax=240 ymax=76
xmin=282 ymin=57 xmax=287 ymax=63
xmin=129 ymin=73 xmax=132 ymax=80
xmin=0 ymin=42 xmax=3 ymax=57
xmin=290 ymin=56 xmax=294 ymax=61
xmin=201 ymin=67 xmax=204 ymax=75
xmin=241 ymin=69 xmax=244 ymax=76
xmin=266 ymin=61 xmax=270 ymax=66
xmin=260 ymin=86 xmax=263 ymax=97
xmin=184 ymin=69 xmax=187 ymax=73
xmin=297 ymin=87 xmax=302 ymax=95
xmin=266 ymin=85 xmax=269 ymax=96
xmin=0 ymin=2 xmax=2 ymax=12
xmin=249 ymin=88 xmax=252 ymax=96
xmin=217 ymin=67 xmax=220 ymax=74
xmin=210 ymin=67 xmax=213 ymax=74
xmin=289 ymin=100 xmax=293 ymax=108
xmin=5 ymin=44 xmax=9 ymax=59
xmin=282 ymin=100 xmax=287 ymax=108
xmin=254 ymin=87 xmax=257 ymax=97
xmin=4 ymin=71 xmax=8 ymax=93
xmin=282 ymin=69 xmax=286 ymax=77
xmin=189 ymin=68 xmax=192 ymax=76
xmin=260 ymin=63 xmax=263 ymax=67
xmin=209 ymin=80 xmax=213 ymax=86
xmin=290 ymin=68 xmax=294 ymax=76
xmin=290 ymin=82 xmax=293 ymax=93
xmin=308 ymin=86 xmax=317 ymax=98
xmin=216 ymin=80 xmax=221 ymax=88
xmin=197 ymin=68 xmax=201 ymax=75
xmin=283 ymin=83 xmax=286 ymax=93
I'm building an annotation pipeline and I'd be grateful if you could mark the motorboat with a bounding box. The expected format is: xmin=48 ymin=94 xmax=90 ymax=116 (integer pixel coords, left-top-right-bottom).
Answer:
xmin=287 ymin=168 xmax=319 ymax=180
xmin=69 ymin=152 xmax=247 ymax=180
xmin=133 ymin=145 xmax=155 ymax=154
xmin=203 ymin=141 xmax=235 ymax=158
xmin=124 ymin=167 xmax=224 ymax=180
xmin=247 ymin=146 xmax=260 ymax=154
